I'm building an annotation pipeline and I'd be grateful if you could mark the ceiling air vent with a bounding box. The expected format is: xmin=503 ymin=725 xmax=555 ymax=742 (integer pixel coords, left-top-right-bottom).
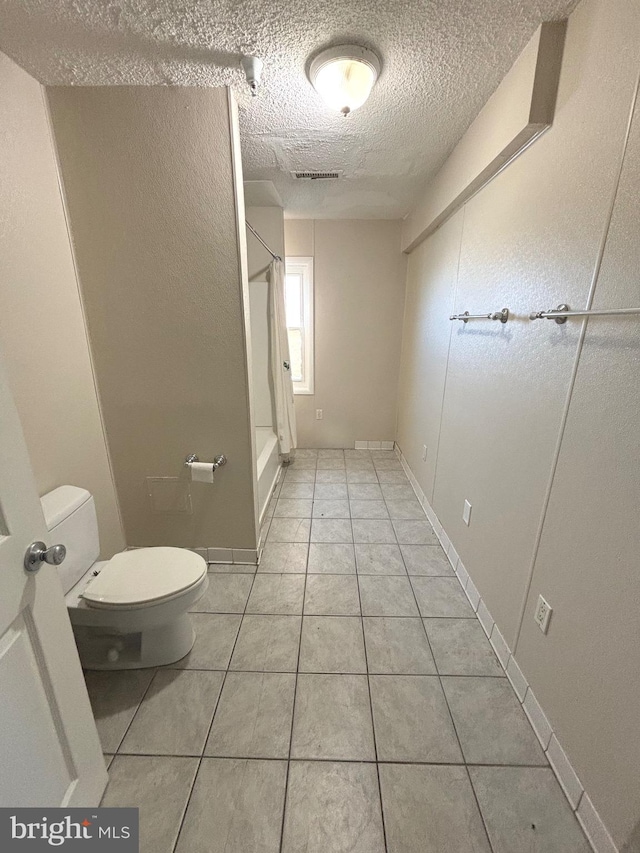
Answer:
xmin=292 ymin=170 xmax=343 ymax=180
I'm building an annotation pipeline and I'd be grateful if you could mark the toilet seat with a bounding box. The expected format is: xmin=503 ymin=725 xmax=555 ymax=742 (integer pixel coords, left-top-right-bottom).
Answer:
xmin=81 ymin=547 xmax=207 ymax=610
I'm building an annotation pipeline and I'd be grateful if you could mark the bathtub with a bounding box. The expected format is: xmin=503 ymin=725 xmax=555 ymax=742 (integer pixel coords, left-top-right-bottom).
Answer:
xmin=256 ymin=427 xmax=281 ymax=521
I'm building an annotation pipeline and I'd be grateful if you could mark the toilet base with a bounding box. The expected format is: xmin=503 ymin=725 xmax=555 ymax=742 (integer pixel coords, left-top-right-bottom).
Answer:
xmin=74 ymin=613 xmax=196 ymax=670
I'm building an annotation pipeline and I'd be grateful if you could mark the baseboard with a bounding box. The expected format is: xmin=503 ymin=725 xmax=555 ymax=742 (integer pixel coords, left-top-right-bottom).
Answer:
xmin=395 ymin=443 xmax=618 ymax=853
xmin=354 ymin=440 xmax=396 ymax=450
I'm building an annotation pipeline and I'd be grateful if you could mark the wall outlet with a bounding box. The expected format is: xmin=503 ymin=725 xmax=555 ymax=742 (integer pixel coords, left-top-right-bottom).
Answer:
xmin=315 ymin=409 xmax=323 ymax=420
xmin=422 ymin=444 xmax=428 ymax=461
xmin=463 ymin=499 xmax=472 ymax=526
xmin=534 ymin=594 xmax=552 ymax=634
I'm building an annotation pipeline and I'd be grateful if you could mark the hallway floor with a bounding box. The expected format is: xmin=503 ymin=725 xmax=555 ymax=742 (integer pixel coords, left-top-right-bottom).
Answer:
xmin=88 ymin=449 xmax=590 ymax=852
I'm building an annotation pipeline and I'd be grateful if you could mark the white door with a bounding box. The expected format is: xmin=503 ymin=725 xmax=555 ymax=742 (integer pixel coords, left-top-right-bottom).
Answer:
xmin=0 ymin=352 xmax=107 ymax=807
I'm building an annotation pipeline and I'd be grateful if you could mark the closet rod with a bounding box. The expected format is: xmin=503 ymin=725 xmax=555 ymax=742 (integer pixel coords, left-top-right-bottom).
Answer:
xmin=529 ymin=303 xmax=640 ymax=323
xmin=246 ymin=220 xmax=282 ymax=262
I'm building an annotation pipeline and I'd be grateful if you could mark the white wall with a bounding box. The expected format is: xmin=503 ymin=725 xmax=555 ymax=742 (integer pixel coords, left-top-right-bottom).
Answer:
xmin=396 ymin=0 xmax=640 ymax=847
xmin=48 ymin=86 xmax=257 ymax=552
xmin=245 ymin=205 xmax=285 ymax=429
xmin=284 ymin=219 xmax=407 ymax=448
xmin=0 ymin=52 xmax=124 ymax=558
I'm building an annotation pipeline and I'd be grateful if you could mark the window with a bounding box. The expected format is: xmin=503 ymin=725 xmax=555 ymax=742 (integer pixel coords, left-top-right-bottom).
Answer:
xmin=285 ymin=257 xmax=314 ymax=394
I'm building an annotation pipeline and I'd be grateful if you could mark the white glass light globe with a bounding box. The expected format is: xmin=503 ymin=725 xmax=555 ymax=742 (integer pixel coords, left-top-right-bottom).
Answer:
xmin=309 ymin=46 xmax=381 ymax=115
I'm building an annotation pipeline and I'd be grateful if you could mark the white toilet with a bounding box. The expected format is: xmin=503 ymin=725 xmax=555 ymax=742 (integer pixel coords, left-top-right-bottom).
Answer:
xmin=41 ymin=485 xmax=208 ymax=670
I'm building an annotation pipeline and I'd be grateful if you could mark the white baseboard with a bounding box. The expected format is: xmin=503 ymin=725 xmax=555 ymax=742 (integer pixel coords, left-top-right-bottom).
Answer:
xmin=394 ymin=443 xmax=618 ymax=853
xmin=355 ymin=440 xmax=396 ymax=450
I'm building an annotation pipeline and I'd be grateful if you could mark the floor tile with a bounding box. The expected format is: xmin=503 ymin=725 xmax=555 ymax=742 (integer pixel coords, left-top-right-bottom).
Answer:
xmin=376 ymin=470 xmax=410 ymax=484
xmin=317 ymin=449 xmax=344 ymax=458
xmin=172 ymin=613 xmax=241 ymax=669
xmin=284 ymin=469 xmax=316 ymax=483
xmin=385 ymin=499 xmax=426 ymax=520
xmin=304 ymin=575 xmax=361 ymax=615
xmin=349 ymin=500 xmax=389 ymax=519
xmin=299 ymin=616 xmax=366 ymax=673
xmin=307 ymin=543 xmax=356 ymax=574
xmin=381 ymin=484 xmax=416 ymax=501
xmin=296 ymin=449 xmax=319 ymax=459
xmin=312 ymin=499 xmax=350 ymax=518
xmin=379 ymin=764 xmax=491 ymax=853
xmin=282 ymin=761 xmax=385 ymax=853
xmin=345 ymin=461 xmax=377 ymax=474
xmin=207 ymin=562 xmax=256 ymax=574
xmin=401 ymin=545 xmax=453 ymax=575
xmin=279 ymin=481 xmax=315 ymax=500
xmin=287 ymin=456 xmax=317 ymax=469
xmin=363 ymin=617 xmax=436 ymax=674
xmin=120 ymin=669 xmax=224 ymax=756
xmin=314 ymin=483 xmax=348 ymax=500
xmin=442 ymin=676 xmax=547 ymax=765
xmin=310 ymin=518 xmax=353 ymax=543
xmin=348 ymin=483 xmax=384 ymax=500
xmin=246 ymin=574 xmax=305 ymax=615
xmin=410 ymin=576 xmax=474 ymax=617
xmin=355 ymin=543 xmax=406 ymax=575
xmin=392 ymin=519 xmax=438 ymax=544
xmin=317 ymin=458 xmax=346 ymax=470
xmin=344 ymin=449 xmax=372 ymax=459
xmin=175 ymin=758 xmax=287 ymax=853
xmin=258 ymin=542 xmax=308 ymax=573
xmin=315 ymin=470 xmax=347 ymax=483
xmin=102 ymin=755 xmax=198 ymax=853
xmin=352 ymin=519 xmax=397 ymax=543
xmin=205 ymin=672 xmax=295 ymax=758
xmin=229 ymin=615 xmax=301 ymax=672
xmin=346 ymin=469 xmax=379 ymax=483
xmin=369 ymin=675 xmax=462 ymax=762
xmin=84 ymin=669 xmax=156 ymax=753
xmin=190 ymin=574 xmax=252 ymax=613
xmin=358 ymin=576 xmax=419 ymax=616
xmin=469 ymin=766 xmax=591 ymax=853
xmin=424 ymin=618 xmax=503 ymax=676
xmin=267 ymin=517 xmax=311 ymax=543
xmin=274 ymin=499 xmax=313 ymax=518
xmin=291 ymin=674 xmax=375 ymax=760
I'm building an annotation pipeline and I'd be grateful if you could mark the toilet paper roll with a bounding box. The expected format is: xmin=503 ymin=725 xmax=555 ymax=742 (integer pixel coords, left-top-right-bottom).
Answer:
xmin=189 ymin=461 xmax=214 ymax=484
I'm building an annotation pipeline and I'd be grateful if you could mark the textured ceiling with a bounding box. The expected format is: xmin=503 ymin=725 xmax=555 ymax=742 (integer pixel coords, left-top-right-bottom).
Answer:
xmin=0 ymin=0 xmax=577 ymax=218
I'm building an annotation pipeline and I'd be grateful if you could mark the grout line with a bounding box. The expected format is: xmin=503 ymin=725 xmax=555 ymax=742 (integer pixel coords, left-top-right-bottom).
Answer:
xmin=352 ymin=514 xmax=389 ymax=853
xmin=277 ymin=526 xmax=310 ymax=853
xmin=171 ymin=564 xmax=257 ymax=853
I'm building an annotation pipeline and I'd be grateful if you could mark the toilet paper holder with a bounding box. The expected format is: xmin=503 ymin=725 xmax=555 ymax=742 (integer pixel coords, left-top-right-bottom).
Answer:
xmin=184 ymin=453 xmax=227 ymax=470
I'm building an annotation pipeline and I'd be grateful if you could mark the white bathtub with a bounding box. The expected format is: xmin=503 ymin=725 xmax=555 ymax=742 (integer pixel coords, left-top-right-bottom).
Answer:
xmin=256 ymin=427 xmax=281 ymax=521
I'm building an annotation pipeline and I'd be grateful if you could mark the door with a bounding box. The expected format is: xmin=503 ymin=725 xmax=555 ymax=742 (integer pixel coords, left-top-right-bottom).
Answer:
xmin=0 ymin=351 xmax=107 ymax=806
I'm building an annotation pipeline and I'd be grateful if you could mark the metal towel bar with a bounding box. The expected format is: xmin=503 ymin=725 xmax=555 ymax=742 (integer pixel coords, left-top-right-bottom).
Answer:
xmin=529 ymin=303 xmax=640 ymax=324
xmin=450 ymin=308 xmax=510 ymax=323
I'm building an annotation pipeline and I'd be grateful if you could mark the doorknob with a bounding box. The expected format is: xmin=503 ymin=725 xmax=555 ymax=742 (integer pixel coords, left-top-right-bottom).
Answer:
xmin=24 ymin=541 xmax=67 ymax=573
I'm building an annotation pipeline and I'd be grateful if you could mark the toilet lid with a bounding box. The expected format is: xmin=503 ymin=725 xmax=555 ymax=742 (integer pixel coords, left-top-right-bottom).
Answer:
xmin=81 ymin=547 xmax=207 ymax=608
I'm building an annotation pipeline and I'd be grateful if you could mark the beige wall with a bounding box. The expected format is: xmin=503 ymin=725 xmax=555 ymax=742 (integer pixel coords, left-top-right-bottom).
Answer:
xmin=246 ymin=206 xmax=285 ymax=429
xmin=0 ymin=53 xmax=124 ymax=558
xmin=396 ymin=0 xmax=640 ymax=847
xmin=48 ymin=86 xmax=257 ymax=551
xmin=284 ymin=219 xmax=407 ymax=448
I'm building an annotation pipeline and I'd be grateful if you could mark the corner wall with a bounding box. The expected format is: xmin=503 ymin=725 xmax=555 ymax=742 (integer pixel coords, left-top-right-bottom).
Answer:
xmin=284 ymin=218 xmax=407 ymax=448
xmin=395 ymin=0 xmax=640 ymax=847
xmin=47 ymin=86 xmax=257 ymax=552
xmin=0 ymin=52 xmax=124 ymax=558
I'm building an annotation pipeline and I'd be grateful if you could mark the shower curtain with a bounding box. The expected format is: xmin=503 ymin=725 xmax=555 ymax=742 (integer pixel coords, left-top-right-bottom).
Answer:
xmin=269 ymin=259 xmax=297 ymax=459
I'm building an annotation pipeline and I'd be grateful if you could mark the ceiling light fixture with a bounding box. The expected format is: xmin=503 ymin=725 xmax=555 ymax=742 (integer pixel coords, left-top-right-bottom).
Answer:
xmin=308 ymin=45 xmax=381 ymax=116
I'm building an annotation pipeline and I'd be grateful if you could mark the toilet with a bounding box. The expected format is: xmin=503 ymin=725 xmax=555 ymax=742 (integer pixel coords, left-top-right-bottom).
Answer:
xmin=41 ymin=485 xmax=208 ymax=670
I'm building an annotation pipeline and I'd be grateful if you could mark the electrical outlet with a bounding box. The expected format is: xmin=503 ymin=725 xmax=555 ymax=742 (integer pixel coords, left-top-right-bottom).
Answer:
xmin=422 ymin=445 xmax=428 ymax=461
xmin=315 ymin=409 xmax=323 ymax=420
xmin=534 ymin=595 xmax=552 ymax=634
xmin=463 ymin=499 xmax=472 ymax=526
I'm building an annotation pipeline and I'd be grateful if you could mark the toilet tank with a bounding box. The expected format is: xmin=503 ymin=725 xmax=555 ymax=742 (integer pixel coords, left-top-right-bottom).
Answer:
xmin=40 ymin=486 xmax=101 ymax=595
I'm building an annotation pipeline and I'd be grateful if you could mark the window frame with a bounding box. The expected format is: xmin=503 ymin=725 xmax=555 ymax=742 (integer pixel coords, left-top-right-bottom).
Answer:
xmin=285 ymin=256 xmax=314 ymax=395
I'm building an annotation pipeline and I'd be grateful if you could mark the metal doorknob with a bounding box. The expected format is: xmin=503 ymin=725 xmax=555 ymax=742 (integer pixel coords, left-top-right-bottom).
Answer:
xmin=24 ymin=541 xmax=67 ymax=573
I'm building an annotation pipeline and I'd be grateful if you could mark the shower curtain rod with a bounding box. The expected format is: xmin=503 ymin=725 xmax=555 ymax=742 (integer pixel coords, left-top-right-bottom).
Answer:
xmin=246 ymin=220 xmax=282 ymax=262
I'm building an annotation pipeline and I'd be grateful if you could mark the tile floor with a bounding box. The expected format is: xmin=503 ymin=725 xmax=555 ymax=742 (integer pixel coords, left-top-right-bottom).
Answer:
xmin=89 ymin=449 xmax=591 ymax=853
